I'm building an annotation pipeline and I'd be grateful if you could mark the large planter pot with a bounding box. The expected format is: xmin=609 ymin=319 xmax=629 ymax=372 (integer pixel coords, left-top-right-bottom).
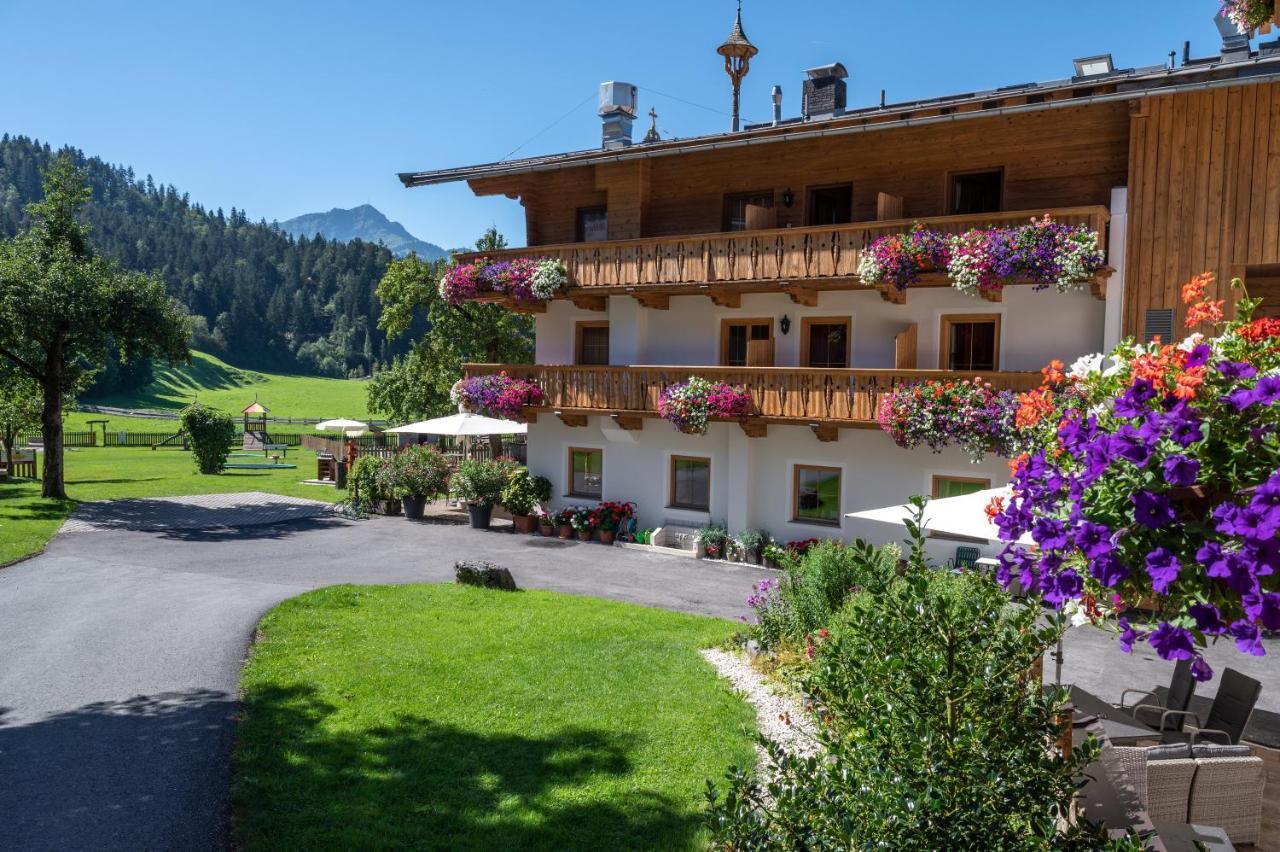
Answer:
xmin=599 ymin=530 xmax=616 ymax=545
xmin=576 ymin=529 xmax=594 ymax=542
xmin=402 ymin=494 xmax=427 ymax=520
xmin=376 ymin=499 xmax=402 ymax=516
xmin=538 ymin=522 xmax=555 ymax=537
xmin=558 ymin=524 xmax=573 ymax=540
xmin=467 ymin=503 xmax=493 ymax=530
xmin=512 ymin=514 xmax=537 ymax=534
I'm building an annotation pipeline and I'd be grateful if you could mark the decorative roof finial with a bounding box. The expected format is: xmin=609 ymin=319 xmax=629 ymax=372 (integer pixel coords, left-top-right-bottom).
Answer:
xmin=643 ymin=107 xmax=661 ymax=143
xmin=717 ymin=0 xmax=757 ymax=132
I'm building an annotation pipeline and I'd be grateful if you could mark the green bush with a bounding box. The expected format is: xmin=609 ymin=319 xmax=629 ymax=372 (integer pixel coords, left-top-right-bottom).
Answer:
xmin=386 ymin=445 xmax=451 ymax=498
xmin=707 ymin=501 xmax=1142 ymax=851
xmin=348 ymin=455 xmax=388 ymax=506
xmin=179 ymin=403 xmax=236 ymax=474
xmin=499 ymin=467 xmax=552 ymax=516
xmin=452 ymin=458 xmax=516 ymax=508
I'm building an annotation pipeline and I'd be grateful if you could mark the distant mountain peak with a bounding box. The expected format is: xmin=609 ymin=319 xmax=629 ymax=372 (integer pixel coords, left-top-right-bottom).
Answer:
xmin=278 ymin=205 xmax=447 ymax=260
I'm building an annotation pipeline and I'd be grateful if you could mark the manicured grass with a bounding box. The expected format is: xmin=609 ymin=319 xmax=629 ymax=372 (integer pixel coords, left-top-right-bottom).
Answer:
xmin=0 ymin=446 xmax=342 ymax=565
xmin=233 ymin=585 xmax=757 ymax=851
xmin=72 ymin=350 xmax=370 ymax=427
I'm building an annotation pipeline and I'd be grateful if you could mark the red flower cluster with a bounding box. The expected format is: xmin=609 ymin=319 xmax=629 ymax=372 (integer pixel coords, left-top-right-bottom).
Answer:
xmin=786 ymin=538 xmax=822 ymax=556
xmin=1239 ymin=316 xmax=1280 ymax=343
xmin=588 ymin=500 xmax=635 ymax=532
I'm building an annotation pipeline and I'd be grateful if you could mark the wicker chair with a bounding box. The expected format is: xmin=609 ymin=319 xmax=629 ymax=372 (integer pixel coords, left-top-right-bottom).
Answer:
xmin=1187 ymin=754 xmax=1265 ymax=845
xmin=1109 ymin=745 xmax=1197 ymax=823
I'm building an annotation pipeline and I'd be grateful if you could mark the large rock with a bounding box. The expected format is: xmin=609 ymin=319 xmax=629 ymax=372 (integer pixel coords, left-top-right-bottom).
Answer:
xmin=454 ymin=560 xmax=518 ymax=591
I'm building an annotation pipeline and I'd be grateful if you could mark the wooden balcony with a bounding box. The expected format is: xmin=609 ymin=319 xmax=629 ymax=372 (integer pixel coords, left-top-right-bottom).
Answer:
xmin=453 ymin=205 xmax=1110 ymax=309
xmin=464 ymin=363 xmax=1042 ymax=438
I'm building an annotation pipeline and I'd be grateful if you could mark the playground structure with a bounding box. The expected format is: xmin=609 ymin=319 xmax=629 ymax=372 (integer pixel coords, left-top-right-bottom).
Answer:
xmin=226 ymin=400 xmax=295 ymax=469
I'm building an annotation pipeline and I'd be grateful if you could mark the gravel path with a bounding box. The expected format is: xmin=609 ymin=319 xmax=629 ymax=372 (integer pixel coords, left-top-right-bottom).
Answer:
xmin=701 ymin=648 xmax=819 ymax=761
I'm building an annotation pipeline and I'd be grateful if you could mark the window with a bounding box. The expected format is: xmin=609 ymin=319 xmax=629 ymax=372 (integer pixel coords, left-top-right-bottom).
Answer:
xmin=720 ymin=318 xmax=773 ymax=366
xmin=575 ymin=321 xmax=609 ymax=366
xmin=932 ymin=475 xmax=991 ymax=500
xmin=948 ymin=169 xmax=1003 ymax=215
xmin=669 ymin=455 xmax=711 ymax=511
xmin=807 ymin=183 xmax=852 ymax=225
xmin=801 ymin=317 xmax=851 ymax=368
xmin=723 ymin=191 xmax=773 ymax=231
xmin=567 ymin=447 xmax=602 ymax=498
xmin=1244 ymin=264 xmax=1280 ymax=320
xmin=576 ymin=206 xmax=608 ymax=242
xmin=793 ymin=465 xmax=841 ymax=525
xmin=940 ymin=314 xmax=1000 ymax=372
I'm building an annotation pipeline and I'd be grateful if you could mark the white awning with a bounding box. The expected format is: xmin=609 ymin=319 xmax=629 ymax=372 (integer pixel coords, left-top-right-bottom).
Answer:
xmin=386 ymin=412 xmax=527 ymax=437
xmin=846 ymin=486 xmax=1032 ymax=545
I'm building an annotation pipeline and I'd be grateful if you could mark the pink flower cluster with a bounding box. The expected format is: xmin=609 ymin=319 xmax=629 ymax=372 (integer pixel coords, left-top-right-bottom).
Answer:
xmin=658 ymin=376 xmax=752 ymax=434
xmin=451 ymin=373 xmax=545 ymax=420
xmin=439 ymin=257 xmax=553 ymax=305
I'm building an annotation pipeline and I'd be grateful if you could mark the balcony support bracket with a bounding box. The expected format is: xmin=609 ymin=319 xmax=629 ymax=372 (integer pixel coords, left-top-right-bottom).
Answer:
xmin=877 ymin=286 xmax=906 ymax=305
xmin=708 ymin=288 xmax=741 ymax=309
xmin=507 ymin=299 xmax=547 ymax=314
xmin=612 ymin=414 xmax=644 ymax=431
xmin=786 ymin=284 xmax=819 ymax=307
xmin=811 ymin=424 xmax=839 ymax=443
xmin=740 ymin=418 xmax=767 ymax=438
xmin=633 ymin=292 xmax=670 ymax=310
xmin=520 ymin=409 xmax=538 ymax=424
xmin=569 ymin=292 xmax=608 ymax=312
xmin=979 ymin=288 xmax=1003 ymax=303
xmin=557 ymin=412 xmax=589 ymax=428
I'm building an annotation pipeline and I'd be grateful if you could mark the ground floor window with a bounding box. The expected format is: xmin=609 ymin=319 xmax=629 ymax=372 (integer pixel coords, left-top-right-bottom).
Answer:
xmin=793 ymin=464 xmax=841 ymax=525
xmin=568 ymin=447 xmax=602 ymax=498
xmin=931 ymin=474 xmax=991 ymax=500
xmin=669 ymin=455 xmax=711 ymax=511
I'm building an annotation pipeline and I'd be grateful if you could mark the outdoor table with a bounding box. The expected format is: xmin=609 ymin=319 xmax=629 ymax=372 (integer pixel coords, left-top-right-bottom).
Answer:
xmin=1068 ymin=685 xmax=1158 ymax=746
xmin=1148 ymin=823 xmax=1234 ymax=851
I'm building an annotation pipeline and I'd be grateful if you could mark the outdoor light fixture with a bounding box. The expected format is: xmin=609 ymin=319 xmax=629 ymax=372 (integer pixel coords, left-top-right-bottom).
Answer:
xmin=1072 ymin=54 xmax=1114 ymax=78
xmin=780 ymin=315 xmax=791 ymax=335
xmin=782 ymin=188 xmax=794 ymax=208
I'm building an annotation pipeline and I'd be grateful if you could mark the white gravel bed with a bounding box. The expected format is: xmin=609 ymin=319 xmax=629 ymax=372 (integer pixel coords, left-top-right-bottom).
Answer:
xmin=701 ymin=647 xmax=820 ymax=761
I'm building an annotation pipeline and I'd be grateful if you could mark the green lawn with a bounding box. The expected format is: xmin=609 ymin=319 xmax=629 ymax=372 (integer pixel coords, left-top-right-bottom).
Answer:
xmin=233 ymin=585 xmax=757 ymax=851
xmin=0 ymin=446 xmax=342 ymax=565
xmin=70 ymin=350 xmax=370 ymax=429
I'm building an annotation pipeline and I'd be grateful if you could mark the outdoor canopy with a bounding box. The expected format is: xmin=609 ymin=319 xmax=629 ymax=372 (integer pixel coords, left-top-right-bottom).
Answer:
xmin=314 ymin=419 xmax=369 ymax=431
xmin=385 ymin=412 xmax=527 ymax=437
xmin=846 ymin=486 xmax=1033 ymax=546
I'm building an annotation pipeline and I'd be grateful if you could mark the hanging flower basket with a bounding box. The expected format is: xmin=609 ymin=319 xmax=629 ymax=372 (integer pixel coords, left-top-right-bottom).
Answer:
xmin=438 ymin=256 xmax=567 ymax=305
xmin=876 ymin=376 xmax=1023 ymax=462
xmin=657 ymin=377 xmax=752 ymax=435
xmin=1221 ymin=0 xmax=1276 ymax=34
xmin=449 ymin=373 xmax=545 ymax=420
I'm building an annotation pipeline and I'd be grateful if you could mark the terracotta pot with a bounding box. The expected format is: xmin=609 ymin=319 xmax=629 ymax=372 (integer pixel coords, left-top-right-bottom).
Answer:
xmin=558 ymin=524 xmax=573 ymax=539
xmin=538 ymin=522 xmax=554 ymax=537
xmin=576 ymin=529 xmax=593 ymax=542
xmin=599 ymin=530 xmax=616 ymax=545
xmin=512 ymin=514 xmax=537 ymax=534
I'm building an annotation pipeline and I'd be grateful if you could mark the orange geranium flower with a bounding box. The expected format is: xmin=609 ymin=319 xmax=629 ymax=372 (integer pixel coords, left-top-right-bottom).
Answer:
xmin=984 ymin=495 xmax=1005 ymax=521
xmin=1172 ymin=365 xmax=1205 ymax=400
xmin=1015 ymin=387 xmax=1055 ymax=429
xmin=1041 ymin=359 xmax=1065 ymax=386
xmin=1185 ymin=298 xmax=1225 ymax=327
xmin=1181 ymin=272 xmax=1214 ymax=305
xmin=1008 ymin=452 xmax=1030 ymax=477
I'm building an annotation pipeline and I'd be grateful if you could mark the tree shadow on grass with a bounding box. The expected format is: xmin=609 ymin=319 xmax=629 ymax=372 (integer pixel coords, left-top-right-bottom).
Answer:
xmin=234 ymin=684 xmax=703 ymax=851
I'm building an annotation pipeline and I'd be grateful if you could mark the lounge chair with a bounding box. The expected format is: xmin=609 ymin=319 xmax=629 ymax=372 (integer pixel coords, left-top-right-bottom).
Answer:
xmin=1117 ymin=658 xmax=1196 ymax=732
xmin=1141 ymin=668 xmax=1261 ymax=746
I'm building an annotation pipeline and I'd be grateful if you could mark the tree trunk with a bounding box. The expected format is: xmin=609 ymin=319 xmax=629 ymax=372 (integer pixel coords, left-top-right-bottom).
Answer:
xmin=1 ymin=427 xmax=13 ymax=475
xmin=40 ymin=369 xmax=65 ymax=500
xmin=488 ymin=433 xmax=504 ymax=459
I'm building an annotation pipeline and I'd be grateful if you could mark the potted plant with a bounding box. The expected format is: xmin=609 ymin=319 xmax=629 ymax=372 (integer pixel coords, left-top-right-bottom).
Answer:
xmin=762 ymin=541 xmax=786 ymax=570
xmin=590 ymin=500 xmax=634 ymax=545
xmin=699 ymin=524 xmax=728 ymax=559
xmin=501 ymin=467 xmax=553 ymax=534
xmin=370 ymin=456 xmax=402 ymax=516
xmin=737 ymin=529 xmax=768 ymax=565
xmin=452 ymin=457 xmax=512 ymax=529
xmin=537 ymin=510 xmax=555 ymax=537
xmin=349 ymin=455 xmax=393 ymax=514
xmin=387 ymin=444 xmax=451 ymax=521
xmin=570 ymin=506 xmax=596 ymax=541
xmin=557 ymin=508 xmax=575 ymax=539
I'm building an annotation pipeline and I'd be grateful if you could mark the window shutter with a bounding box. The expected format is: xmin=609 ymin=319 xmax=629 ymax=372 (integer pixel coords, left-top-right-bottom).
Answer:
xmin=1143 ymin=308 xmax=1174 ymax=344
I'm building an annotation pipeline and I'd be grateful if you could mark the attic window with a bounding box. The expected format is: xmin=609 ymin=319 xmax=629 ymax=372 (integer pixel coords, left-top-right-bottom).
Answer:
xmin=1073 ymin=54 xmax=1115 ymax=77
xmin=1143 ymin=308 xmax=1174 ymax=344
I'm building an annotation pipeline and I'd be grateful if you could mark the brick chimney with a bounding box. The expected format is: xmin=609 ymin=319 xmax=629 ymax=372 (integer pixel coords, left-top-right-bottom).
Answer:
xmin=802 ymin=63 xmax=848 ymax=121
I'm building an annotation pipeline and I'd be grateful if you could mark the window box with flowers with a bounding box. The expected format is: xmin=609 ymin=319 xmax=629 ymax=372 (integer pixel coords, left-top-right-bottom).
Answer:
xmin=450 ymin=373 xmax=545 ymax=421
xmin=657 ymin=377 xmax=752 ymax=435
xmin=438 ymin=256 xmax=568 ymax=305
xmin=877 ymin=376 xmax=1024 ymax=462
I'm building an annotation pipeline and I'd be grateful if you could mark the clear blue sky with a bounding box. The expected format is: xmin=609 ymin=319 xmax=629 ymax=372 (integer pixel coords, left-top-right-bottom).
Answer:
xmin=0 ymin=0 xmax=1225 ymax=249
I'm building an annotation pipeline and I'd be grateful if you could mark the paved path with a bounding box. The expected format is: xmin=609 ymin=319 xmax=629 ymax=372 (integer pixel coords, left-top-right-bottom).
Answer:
xmin=0 ymin=495 xmax=771 ymax=852
xmin=1 ymin=494 xmax=1276 ymax=851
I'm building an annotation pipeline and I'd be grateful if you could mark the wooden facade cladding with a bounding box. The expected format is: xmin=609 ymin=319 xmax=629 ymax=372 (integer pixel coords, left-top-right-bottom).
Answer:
xmin=464 ymin=363 xmax=1041 ymax=429
xmin=1124 ymin=81 xmax=1280 ymax=336
xmin=452 ymin=205 xmax=1109 ymax=298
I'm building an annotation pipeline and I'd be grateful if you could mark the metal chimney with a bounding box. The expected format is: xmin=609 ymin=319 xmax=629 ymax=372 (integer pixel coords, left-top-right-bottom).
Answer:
xmin=1215 ymin=14 xmax=1251 ymax=61
xmin=771 ymin=85 xmax=782 ymax=125
xmin=599 ymin=81 xmax=638 ymax=150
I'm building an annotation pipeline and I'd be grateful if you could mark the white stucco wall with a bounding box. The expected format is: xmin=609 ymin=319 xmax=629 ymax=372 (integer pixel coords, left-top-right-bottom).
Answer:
xmin=536 ymin=285 xmax=1104 ymax=371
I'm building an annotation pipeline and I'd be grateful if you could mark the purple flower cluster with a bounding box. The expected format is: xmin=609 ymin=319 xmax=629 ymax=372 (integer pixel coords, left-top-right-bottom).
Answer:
xmin=450 ymin=373 xmax=545 ymax=420
xmin=877 ymin=378 xmax=1023 ymax=462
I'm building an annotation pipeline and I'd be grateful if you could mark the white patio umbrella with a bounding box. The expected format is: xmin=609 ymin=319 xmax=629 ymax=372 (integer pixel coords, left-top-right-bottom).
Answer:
xmin=315 ymin=418 xmax=369 ymax=431
xmin=386 ymin=412 xmax=526 ymax=437
xmin=846 ymin=486 xmax=1032 ymax=546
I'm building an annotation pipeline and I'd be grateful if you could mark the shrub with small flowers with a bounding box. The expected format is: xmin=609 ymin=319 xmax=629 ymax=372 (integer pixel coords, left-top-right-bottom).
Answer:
xmin=449 ymin=373 xmax=544 ymax=420
xmin=569 ymin=505 xmax=596 ymax=533
xmin=438 ymin=256 xmax=568 ymax=305
xmin=877 ymin=377 xmax=1024 ymax=462
xmin=657 ymin=376 xmax=752 ymax=435
xmin=1221 ymin=0 xmax=1275 ymax=33
xmin=995 ymin=273 xmax=1280 ymax=681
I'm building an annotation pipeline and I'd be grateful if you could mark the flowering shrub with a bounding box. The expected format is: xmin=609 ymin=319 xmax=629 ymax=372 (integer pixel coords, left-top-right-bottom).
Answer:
xmin=588 ymin=500 xmax=634 ymax=532
xmin=450 ymin=373 xmax=544 ymax=420
xmin=569 ymin=506 xmax=596 ymax=532
xmin=857 ymin=216 xmax=1104 ymax=298
xmin=452 ymin=457 xmax=519 ymax=508
xmin=856 ymin=224 xmax=949 ymax=291
xmin=995 ymin=274 xmax=1280 ymax=679
xmin=877 ymin=377 xmax=1023 ymax=462
xmin=657 ymin=376 xmax=751 ymax=434
xmin=438 ymin=256 xmax=568 ymax=305
xmin=1222 ymin=0 xmax=1275 ymax=33
xmin=386 ymin=444 xmax=452 ymax=498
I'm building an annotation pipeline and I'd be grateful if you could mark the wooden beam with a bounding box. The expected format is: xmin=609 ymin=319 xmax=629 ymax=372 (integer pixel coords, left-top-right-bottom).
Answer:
xmin=785 ymin=284 xmax=819 ymax=306
xmin=811 ymin=424 xmax=839 ymax=443
xmin=556 ymin=412 xmax=588 ymax=428
xmin=633 ymin=292 xmax=670 ymax=310
xmin=507 ymin=299 xmax=547 ymax=314
xmin=568 ymin=292 xmax=607 ymax=312
xmin=611 ymin=414 xmax=643 ymax=431
xmin=1090 ymin=276 xmax=1109 ymax=301
xmin=978 ymin=288 xmax=1003 ymax=303
xmin=739 ymin=419 xmax=767 ymax=438
xmin=708 ymin=288 xmax=741 ymax=309
xmin=877 ymin=285 xmax=906 ymax=305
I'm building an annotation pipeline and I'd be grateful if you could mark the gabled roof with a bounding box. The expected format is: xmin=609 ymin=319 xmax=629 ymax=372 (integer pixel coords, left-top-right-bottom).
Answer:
xmin=242 ymin=401 xmax=268 ymax=415
xmin=398 ymin=44 xmax=1280 ymax=189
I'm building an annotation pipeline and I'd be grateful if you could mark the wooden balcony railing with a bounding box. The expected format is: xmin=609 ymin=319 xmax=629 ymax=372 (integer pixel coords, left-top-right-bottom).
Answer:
xmin=453 ymin=206 xmax=1109 ymax=300
xmin=464 ymin=363 xmax=1042 ymax=432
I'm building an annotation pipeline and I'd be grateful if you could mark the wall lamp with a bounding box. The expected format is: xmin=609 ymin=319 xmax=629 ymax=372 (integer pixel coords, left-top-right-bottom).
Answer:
xmin=779 ymin=315 xmax=791 ymax=335
xmin=782 ymin=188 xmax=795 ymax=208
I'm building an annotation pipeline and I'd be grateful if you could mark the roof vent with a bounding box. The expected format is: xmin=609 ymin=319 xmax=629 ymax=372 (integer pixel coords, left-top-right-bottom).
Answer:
xmin=1215 ymin=14 xmax=1252 ymax=61
xmin=1143 ymin=308 xmax=1174 ymax=344
xmin=599 ymin=81 xmax=638 ymax=150
xmin=802 ymin=62 xmax=847 ymax=120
